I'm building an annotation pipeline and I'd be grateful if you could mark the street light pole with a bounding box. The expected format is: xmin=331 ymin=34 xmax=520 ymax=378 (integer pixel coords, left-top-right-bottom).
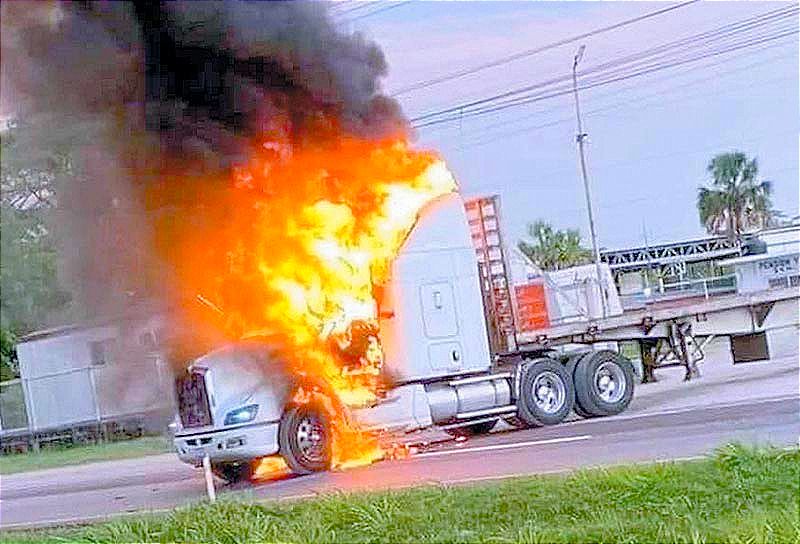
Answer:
xmin=572 ymin=45 xmax=607 ymax=318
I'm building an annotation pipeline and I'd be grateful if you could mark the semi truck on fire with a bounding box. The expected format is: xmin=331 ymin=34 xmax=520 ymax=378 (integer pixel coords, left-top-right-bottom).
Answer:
xmin=172 ymin=193 xmax=635 ymax=481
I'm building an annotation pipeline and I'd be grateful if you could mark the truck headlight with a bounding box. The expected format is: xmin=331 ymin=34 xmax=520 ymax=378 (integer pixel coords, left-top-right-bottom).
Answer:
xmin=224 ymin=404 xmax=259 ymax=426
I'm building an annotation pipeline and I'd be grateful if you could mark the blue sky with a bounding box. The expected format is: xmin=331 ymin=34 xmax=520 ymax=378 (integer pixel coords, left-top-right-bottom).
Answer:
xmin=339 ymin=1 xmax=799 ymax=251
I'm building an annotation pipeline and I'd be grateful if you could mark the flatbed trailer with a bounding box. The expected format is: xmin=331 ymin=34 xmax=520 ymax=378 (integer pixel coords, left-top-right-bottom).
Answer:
xmin=515 ymin=286 xmax=799 ymax=347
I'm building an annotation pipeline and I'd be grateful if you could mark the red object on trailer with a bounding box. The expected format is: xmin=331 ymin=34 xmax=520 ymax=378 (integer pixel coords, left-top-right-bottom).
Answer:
xmin=515 ymin=281 xmax=550 ymax=331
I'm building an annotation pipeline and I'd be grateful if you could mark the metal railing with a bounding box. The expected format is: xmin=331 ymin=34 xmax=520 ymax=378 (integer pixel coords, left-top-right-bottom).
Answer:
xmin=620 ymin=274 xmax=737 ymax=309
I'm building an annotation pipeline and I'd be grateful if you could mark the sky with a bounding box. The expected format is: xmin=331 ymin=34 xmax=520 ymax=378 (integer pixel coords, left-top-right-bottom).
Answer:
xmin=336 ymin=0 xmax=799 ymax=251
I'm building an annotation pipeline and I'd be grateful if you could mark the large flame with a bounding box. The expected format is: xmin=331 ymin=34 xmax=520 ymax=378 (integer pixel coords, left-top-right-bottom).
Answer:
xmin=173 ymin=126 xmax=457 ymax=472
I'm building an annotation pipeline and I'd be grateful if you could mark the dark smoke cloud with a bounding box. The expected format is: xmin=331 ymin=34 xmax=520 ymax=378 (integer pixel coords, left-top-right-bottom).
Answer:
xmin=1 ymin=1 xmax=407 ymax=326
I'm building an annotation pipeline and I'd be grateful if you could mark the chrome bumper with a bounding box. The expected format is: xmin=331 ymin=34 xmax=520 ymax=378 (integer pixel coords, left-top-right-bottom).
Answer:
xmin=173 ymin=420 xmax=280 ymax=465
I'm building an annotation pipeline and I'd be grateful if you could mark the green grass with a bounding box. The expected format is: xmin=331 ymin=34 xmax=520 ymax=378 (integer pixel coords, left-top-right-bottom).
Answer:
xmin=0 ymin=436 xmax=171 ymax=475
xmin=3 ymin=444 xmax=798 ymax=543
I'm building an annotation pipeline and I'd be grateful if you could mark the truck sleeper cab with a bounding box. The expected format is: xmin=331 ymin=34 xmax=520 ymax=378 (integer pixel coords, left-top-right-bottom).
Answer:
xmin=172 ymin=193 xmax=635 ymax=481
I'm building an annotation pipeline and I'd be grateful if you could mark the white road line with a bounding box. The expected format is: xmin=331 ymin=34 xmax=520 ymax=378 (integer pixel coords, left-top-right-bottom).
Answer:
xmin=414 ymin=434 xmax=592 ymax=459
xmin=561 ymin=394 xmax=800 ymax=427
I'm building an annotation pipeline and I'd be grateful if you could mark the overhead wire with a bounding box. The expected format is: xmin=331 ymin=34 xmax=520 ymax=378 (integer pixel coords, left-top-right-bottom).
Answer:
xmin=411 ymin=11 xmax=798 ymax=127
xmin=421 ymin=33 xmax=795 ymax=139
xmin=442 ymin=27 xmax=797 ymax=123
xmin=455 ymin=52 xmax=795 ymax=150
xmin=410 ymin=4 xmax=797 ymax=125
xmin=393 ymin=0 xmax=702 ymax=96
xmin=340 ymin=1 xmax=411 ymax=22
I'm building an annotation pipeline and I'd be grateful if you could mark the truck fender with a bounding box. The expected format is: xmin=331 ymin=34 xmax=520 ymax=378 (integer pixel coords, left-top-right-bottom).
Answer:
xmin=511 ymin=356 xmax=550 ymax=399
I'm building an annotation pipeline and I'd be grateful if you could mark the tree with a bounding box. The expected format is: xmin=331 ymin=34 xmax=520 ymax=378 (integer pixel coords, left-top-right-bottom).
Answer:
xmin=1 ymin=120 xmax=73 ymax=335
xmin=1 ymin=328 xmax=19 ymax=381
xmin=517 ymin=220 xmax=592 ymax=271
xmin=697 ymin=152 xmax=775 ymax=240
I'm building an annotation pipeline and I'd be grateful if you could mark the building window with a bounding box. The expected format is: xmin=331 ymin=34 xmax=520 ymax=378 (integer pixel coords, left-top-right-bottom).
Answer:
xmin=730 ymin=332 xmax=769 ymax=364
xmin=90 ymin=339 xmax=116 ymax=366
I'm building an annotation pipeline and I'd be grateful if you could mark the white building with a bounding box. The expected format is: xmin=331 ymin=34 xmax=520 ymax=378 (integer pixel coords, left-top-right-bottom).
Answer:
xmin=721 ymin=223 xmax=800 ymax=294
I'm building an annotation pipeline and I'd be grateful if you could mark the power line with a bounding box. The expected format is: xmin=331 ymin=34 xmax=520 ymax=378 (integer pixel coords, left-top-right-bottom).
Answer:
xmin=455 ymin=51 xmax=795 ymax=150
xmin=341 ymin=1 xmax=411 ymax=22
xmin=412 ymin=22 xmax=797 ymax=127
xmin=331 ymin=1 xmax=379 ymax=17
xmin=410 ymin=5 xmax=797 ymax=125
xmin=393 ymin=0 xmax=701 ymax=96
xmin=420 ymin=39 xmax=791 ymax=138
xmin=472 ymin=38 xmax=795 ymax=136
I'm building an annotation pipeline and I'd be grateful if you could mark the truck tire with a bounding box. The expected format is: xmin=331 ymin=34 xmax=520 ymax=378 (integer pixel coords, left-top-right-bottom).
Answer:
xmin=514 ymin=358 xmax=575 ymax=426
xmin=445 ymin=419 xmax=498 ymax=438
xmin=566 ymin=352 xmax=595 ymax=419
xmin=211 ymin=461 xmax=254 ymax=483
xmin=573 ymin=350 xmax=635 ymax=417
xmin=279 ymin=403 xmax=332 ymax=475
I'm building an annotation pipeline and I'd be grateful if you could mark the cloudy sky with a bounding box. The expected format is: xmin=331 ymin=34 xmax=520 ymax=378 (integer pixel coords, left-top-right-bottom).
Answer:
xmin=338 ymin=0 xmax=799 ymax=251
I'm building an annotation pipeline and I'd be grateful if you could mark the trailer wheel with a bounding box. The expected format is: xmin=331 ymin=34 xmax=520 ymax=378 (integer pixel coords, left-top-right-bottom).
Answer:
xmin=445 ymin=419 xmax=498 ymax=438
xmin=574 ymin=350 xmax=635 ymax=417
xmin=211 ymin=461 xmax=254 ymax=483
xmin=279 ymin=403 xmax=332 ymax=475
xmin=515 ymin=358 xmax=574 ymax=426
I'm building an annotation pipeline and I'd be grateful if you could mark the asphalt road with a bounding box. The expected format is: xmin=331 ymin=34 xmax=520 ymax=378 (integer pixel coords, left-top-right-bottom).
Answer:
xmin=2 ymin=394 xmax=797 ymax=530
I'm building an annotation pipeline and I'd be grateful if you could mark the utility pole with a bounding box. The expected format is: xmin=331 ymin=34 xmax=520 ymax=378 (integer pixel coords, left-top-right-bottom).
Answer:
xmin=572 ymin=45 xmax=606 ymax=318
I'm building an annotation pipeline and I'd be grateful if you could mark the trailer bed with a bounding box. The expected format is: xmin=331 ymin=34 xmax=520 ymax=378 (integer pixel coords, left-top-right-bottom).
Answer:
xmin=515 ymin=286 xmax=799 ymax=348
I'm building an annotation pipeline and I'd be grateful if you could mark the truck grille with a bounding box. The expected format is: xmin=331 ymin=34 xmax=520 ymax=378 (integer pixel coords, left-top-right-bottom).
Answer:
xmin=176 ymin=369 xmax=212 ymax=428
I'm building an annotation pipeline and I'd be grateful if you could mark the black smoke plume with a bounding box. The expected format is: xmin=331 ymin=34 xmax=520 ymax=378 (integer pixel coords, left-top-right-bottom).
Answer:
xmin=1 ymin=1 xmax=406 ymax=330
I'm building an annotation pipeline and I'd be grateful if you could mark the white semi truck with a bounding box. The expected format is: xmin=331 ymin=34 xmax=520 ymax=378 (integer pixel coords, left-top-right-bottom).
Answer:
xmin=172 ymin=193 xmax=635 ymax=481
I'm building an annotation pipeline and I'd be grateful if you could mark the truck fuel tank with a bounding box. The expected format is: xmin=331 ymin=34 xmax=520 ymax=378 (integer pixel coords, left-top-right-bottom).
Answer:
xmin=425 ymin=375 xmax=511 ymax=424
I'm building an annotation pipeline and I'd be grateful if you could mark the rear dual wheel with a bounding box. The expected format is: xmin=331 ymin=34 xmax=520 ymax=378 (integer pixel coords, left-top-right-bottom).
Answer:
xmin=572 ymin=350 xmax=635 ymax=417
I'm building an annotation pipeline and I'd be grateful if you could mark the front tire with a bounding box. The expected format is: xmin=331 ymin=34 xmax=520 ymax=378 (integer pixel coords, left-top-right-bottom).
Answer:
xmin=279 ymin=403 xmax=332 ymax=475
xmin=514 ymin=358 xmax=575 ymax=427
xmin=573 ymin=350 xmax=635 ymax=417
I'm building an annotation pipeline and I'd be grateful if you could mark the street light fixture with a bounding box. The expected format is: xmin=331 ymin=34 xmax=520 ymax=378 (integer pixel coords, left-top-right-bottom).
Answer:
xmin=571 ymin=44 xmax=606 ymax=318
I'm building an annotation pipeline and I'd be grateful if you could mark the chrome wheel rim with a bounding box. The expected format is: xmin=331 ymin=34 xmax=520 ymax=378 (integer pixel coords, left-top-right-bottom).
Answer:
xmin=296 ymin=413 xmax=327 ymax=462
xmin=594 ymin=361 xmax=626 ymax=403
xmin=532 ymin=371 xmax=566 ymax=414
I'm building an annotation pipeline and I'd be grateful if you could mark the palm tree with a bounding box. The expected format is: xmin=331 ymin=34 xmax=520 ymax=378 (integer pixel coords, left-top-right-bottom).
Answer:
xmin=697 ymin=152 xmax=774 ymax=240
xmin=517 ymin=220 xmax=592 ymax=271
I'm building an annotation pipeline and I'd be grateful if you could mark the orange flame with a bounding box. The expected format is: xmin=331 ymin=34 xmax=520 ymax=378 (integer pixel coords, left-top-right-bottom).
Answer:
xmin=172 ymin=127 xmax=457 ymax=471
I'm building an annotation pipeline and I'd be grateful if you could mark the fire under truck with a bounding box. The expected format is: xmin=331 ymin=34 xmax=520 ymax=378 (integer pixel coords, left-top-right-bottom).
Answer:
xmin=172 ymin=193 xmax=636 ymax=481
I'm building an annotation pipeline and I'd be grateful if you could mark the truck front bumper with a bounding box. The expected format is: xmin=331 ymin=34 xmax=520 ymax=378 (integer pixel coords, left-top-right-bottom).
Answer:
xmin=173 ymin=420 xmax=280 ymax=466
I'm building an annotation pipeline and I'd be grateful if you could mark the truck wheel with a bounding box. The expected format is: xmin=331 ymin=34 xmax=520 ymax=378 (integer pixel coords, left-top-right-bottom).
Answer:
xmin=566 ymin=352 xmax=595 ymax=419
xmin=515 ymin=358 xmax=575 ymax=426
xmin=445 ymin=419 xmax=498 ymax=438
xmin=279 ymin=403 xmax=332 ymax=475
xmin=211 ymin=461 xmax=253 ymax=483
xmin=574 ymin=350 xmax=635 ymax=417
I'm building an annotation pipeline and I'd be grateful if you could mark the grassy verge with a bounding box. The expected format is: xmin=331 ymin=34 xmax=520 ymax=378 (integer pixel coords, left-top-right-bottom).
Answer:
xmin=3 ymin=445 xmax=798 ymax=543
xmin=0 ymin=436 xmax=171 ymax=475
